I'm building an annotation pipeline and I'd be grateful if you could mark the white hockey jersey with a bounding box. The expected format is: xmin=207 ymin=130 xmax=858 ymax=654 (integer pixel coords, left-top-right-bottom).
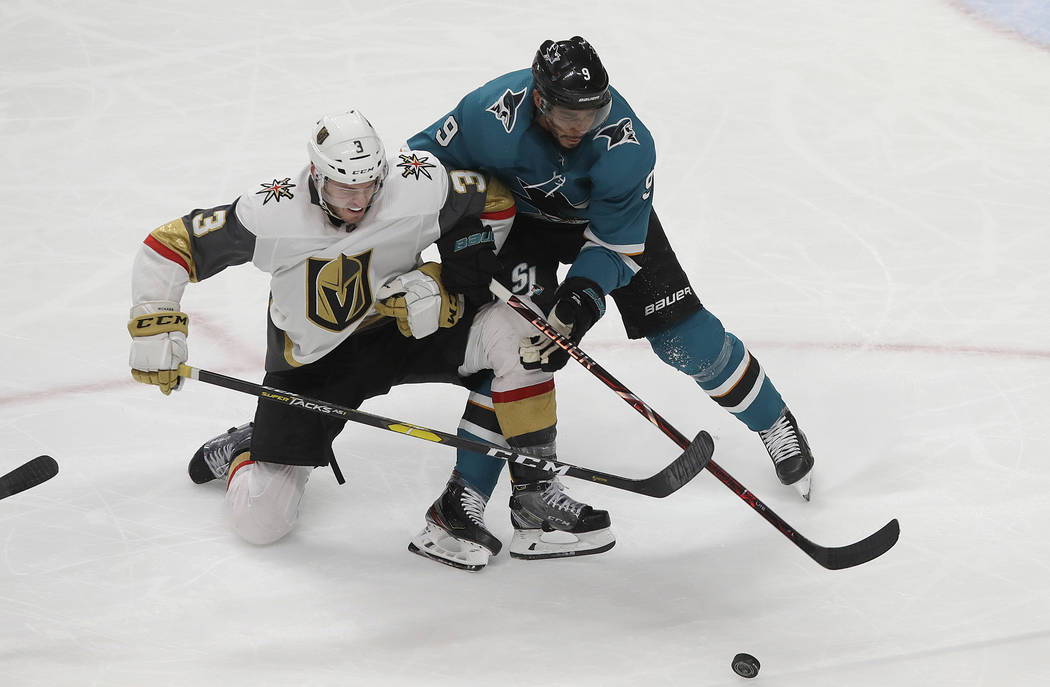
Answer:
xmin=131 ymin=152 xmax=514 ymax=370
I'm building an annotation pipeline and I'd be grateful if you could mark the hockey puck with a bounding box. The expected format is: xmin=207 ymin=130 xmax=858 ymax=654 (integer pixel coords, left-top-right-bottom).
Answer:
xmin=731 ymin=653 xmax=760 ymax=678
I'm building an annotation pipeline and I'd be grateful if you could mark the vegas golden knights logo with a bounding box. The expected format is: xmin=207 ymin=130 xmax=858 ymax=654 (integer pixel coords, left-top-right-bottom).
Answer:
xmin=306 ymin=251 xmax=373 ymax=331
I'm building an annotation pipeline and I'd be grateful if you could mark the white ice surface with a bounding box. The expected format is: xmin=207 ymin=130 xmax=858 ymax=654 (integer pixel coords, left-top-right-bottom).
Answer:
xmin=2 ymin=1 xmax=1049 ymax=685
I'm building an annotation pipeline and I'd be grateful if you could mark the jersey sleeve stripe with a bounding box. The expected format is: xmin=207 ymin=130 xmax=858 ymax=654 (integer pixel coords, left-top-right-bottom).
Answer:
xmin=144 ymin=232 xmax=191 ymax=276
xmin=578 ymin=242 xmax=642 ymax=275
xmin=482 ymin=177 xmax=516 ymax=218
xmin=582 ymin=226 xmax=646 ymax=257
xmin=481 ymin=206 xmax=516 ymax=220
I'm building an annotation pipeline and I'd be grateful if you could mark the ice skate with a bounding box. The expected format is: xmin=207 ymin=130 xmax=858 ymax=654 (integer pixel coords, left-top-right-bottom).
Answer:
xmin=509 ymin=478 xmax=615 ymax=560
xmin=759 ymin=408 xmax=814 ymax=501
xmin=408 ymin=472 xmax=502 ymax=572
xmin=188 ymin=422 xmax=253 ymax=484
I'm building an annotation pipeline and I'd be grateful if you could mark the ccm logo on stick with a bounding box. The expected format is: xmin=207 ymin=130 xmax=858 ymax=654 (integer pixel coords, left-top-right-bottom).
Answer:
xmin=497 ymin=451 xmax=571 ymax=476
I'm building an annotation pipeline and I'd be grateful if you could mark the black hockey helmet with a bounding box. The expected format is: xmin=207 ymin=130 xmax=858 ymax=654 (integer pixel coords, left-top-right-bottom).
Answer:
xmin=531 ymin=36 xmax=612 ymax=113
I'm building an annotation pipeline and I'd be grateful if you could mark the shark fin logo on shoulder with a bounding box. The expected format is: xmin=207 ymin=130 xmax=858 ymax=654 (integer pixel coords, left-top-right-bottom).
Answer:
xmin=594 ymin=118 xmax=639 ymax=151
xmin=486 ymin=87 xmax=527 ymax=133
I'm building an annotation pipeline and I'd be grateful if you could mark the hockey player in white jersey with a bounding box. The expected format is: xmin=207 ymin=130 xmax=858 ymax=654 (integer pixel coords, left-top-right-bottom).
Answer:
xmin=127 ymin=109 xmax=612 ymax=570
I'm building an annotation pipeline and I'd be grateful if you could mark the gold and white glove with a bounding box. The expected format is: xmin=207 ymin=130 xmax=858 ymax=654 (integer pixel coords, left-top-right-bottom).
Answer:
xmin=518 ymin=306 xmax=574 ymax=370
xmin=374 ymin=262 xmax=464 ymax=339
xmin=519 ymin=277 xmax=605 ymax=372
xmin=128 ymin=301 xmax=189 ymax=395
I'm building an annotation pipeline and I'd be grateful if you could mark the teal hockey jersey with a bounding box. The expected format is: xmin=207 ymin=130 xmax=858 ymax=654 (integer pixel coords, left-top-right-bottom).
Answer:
xmin=407 ymin=68 xmax=657 ymax=295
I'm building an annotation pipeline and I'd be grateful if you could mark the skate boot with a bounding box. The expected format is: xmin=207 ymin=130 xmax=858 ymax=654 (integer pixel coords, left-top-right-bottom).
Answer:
xmin=508 ymin=478 xmax=615 ymax=560
xmin=759 ymin=408 xmax=814 ymax=501
xmin=187 ymin=422 xmax=253 ymax=484
xmin=409 ymin=472 xmax=502 ymax=572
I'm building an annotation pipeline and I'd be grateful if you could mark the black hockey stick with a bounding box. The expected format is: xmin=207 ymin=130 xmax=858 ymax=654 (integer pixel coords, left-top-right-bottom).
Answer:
xmin=490 ymin=280 xmax=900 ymax=570
xmin=0 ymin=455 xmax=59 ymax=501
xmin=177 ymin=364 xmax=711 ymax=498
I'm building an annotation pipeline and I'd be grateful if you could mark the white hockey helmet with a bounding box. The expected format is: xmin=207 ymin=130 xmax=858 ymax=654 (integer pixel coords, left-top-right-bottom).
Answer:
xmin=307 ymin=109 xmax=388 ymax=214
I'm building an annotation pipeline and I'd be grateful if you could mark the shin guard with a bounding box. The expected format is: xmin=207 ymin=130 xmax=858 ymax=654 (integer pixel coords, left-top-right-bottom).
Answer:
xmin=648 ymin=309 xmax=784 ymax=431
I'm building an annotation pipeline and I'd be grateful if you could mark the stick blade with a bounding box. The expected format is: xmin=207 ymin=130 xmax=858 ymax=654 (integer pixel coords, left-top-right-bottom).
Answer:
xmin=0 ymin=455 xmax=59 ymax=500
xmin=642 ymin=430 xmax=714 ymax=498
xmin=802 ymin=518 xmax=901 ymax=570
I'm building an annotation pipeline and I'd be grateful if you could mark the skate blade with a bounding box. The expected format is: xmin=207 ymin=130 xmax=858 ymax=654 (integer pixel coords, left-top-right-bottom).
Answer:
xmin=509 ymin=527 xmax=616 ymax=560
xmin=792 ymin=471 xmax=813 ymax=502
xmin=407 ymin=524 xmax=492 ymax=572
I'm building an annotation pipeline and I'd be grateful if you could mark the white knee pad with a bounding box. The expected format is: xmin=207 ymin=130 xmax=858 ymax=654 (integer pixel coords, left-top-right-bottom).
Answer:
xmin=460 ymin=300 xmax=550 ymax=389
xmin=224 ymin=461 xmax=312 ymax=545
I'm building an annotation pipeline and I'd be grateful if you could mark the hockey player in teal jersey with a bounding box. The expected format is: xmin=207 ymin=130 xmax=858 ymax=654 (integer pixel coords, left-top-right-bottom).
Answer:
xmin=405 ymin=36 xmax=815 ymax=567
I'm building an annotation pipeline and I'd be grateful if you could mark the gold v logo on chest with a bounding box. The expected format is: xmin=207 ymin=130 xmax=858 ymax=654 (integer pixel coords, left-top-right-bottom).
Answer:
xmin=306 ymin=250 xmax=373 ymax=331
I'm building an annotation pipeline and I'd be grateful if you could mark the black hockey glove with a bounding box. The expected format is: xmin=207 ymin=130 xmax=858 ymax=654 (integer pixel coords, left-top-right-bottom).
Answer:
xmin=440 ymin=247 xmax=500 ymax=307
xmin=437 ymin=218 xmax=500 ymax=307
xmin=519 ymin=277 xmax=606 ymax=372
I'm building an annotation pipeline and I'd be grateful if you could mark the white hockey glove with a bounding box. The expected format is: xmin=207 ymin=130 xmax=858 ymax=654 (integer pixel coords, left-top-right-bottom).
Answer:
xmin=128 ymin=301 xmax=189 ymax=395
xmin=374 ymin=262 xmax=464 ymax=339
xmin=519 ymin=307 xmax=573 ymax=370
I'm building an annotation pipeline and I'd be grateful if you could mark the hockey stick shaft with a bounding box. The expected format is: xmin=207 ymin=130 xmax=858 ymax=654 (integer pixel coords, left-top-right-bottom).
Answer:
xmin=0 ymin=455 xmax=59 ymax=501
xmin=490 ymin=280 xmax=899 ymax=570
xmin=177 ymin=364 xmax=710 ymax=498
